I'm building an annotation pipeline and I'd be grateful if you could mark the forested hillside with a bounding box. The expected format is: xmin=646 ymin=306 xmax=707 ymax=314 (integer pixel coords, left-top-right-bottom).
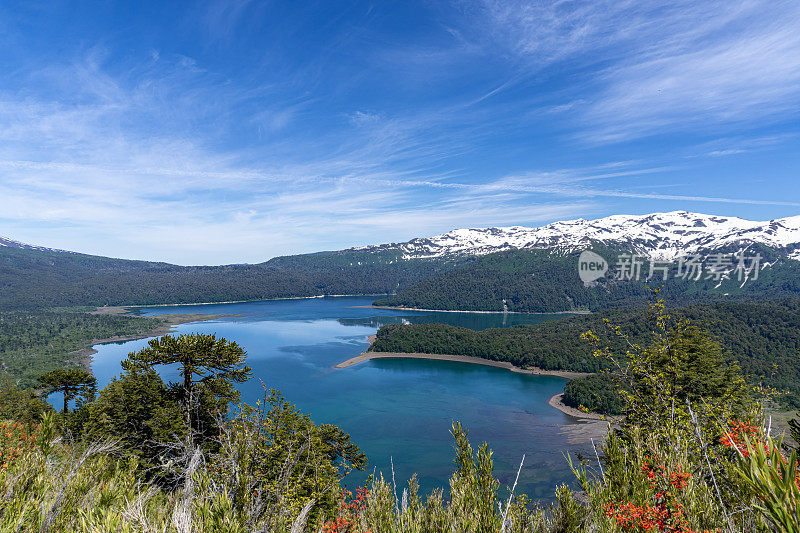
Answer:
xmin=375 ymin=246 xmax=800 ymax=312
xmin=0 ymin=246 xmax=454 ymax=310
xmin=370 ymin=299 xmax=800 ymax=406
xmin=4 ymin=237 xmax=800 ymax=313
xmin=0 ymin=311 xmax=162 ymax=386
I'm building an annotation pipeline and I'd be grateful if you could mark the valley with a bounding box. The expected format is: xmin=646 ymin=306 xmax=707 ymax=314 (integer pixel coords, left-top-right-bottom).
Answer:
xmin=3 ymin=212 xmax=800 ymax=529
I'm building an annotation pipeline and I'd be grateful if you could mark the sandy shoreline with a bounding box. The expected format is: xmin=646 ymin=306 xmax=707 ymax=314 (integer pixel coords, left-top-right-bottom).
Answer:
xmin=90 ymin=294 xmax=393 ymax=312
xmin=335 ymin=338 xmax=610 ymax=442
xmin=548 ymin=393 xmax=609 ymax=420
xmin=548 ymin=393 xmax=619 ymax=443
xmin=335 ymin=340 xmax=590 ymax=380
xmin=351 ymin=305 xmax=591 ymax=315
xmin=94 ymin=299 xmax=591 ymax=316
xmin=336 ymin=335 xmax=609 ymax=423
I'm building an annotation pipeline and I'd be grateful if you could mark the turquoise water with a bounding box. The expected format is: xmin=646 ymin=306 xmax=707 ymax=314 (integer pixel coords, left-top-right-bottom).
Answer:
xmin=89 ymin=296 xmax=589 ymax=500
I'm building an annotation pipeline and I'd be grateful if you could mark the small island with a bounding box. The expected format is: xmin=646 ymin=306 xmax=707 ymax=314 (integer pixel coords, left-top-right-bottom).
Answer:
xmin=336 ymin=335 xmax=591 ymax=380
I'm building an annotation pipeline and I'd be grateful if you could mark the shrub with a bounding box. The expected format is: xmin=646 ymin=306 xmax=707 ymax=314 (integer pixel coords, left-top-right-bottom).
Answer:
xmin=563 ymin=374 xmax=625 ymax=415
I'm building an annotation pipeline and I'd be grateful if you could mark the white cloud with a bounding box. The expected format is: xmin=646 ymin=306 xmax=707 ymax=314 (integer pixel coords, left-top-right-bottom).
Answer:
xmin=689 ymin=133 xmax=797 ymax=158
xmin=348 ymin=111 xmax=382 ymax=127
xmin=1 ymin=3 xmax=797 ymax=264
xmin=466 ymin=0 xmax=800 ymax=142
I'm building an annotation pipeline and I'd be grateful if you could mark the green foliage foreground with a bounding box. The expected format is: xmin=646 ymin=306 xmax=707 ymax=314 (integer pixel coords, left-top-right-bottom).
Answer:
xmin=2 ymin=313 xmax=800 ymax=531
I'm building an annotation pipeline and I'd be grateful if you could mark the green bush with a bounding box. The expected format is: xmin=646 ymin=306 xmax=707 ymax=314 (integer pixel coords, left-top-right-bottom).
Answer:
xmin=1 ymin=303 xmax=797 ymax=531
xmin=562 ymin=374 xmax=625 ymax=415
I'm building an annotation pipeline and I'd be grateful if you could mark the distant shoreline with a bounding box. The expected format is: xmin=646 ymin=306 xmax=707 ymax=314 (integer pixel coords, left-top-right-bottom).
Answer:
xmin=93 ymin=293 xmax=393 ymax=311
xmin=355 ymin=305 xmax=591 ymax=315
xmin=94 ymin=298 xmax=591 ymax=315
xmin=336 ymin=335 xmax=604 ymax=424
xmin=72 ymin=312 xmax=239 ymax=367
xmin=336 ymin=352 xmax=590 ymax=379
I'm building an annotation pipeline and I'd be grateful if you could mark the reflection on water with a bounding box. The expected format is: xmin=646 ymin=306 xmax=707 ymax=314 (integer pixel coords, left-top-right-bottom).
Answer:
xmin=337 ymin=309 xmax=568 ymax=331
xmin=90 ymin=296 xmax=588 ymax=501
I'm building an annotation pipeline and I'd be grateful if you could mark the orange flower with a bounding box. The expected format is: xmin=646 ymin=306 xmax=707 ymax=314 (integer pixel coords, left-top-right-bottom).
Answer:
xmin=322 ymin=486 xmax=370 ymax=533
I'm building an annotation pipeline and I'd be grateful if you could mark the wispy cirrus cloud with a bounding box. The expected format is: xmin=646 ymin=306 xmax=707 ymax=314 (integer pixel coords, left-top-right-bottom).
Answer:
xmin=352 ymin=176 xmax=800 ymax=208
xmin=0 ymin=1 xmax=797 ymax=263
xmin=0 ymin=50 xmax=591 ymax=262
xmin=687 ymin=133 xmax=798 ymax=159
xmin=462 ymin=0 xmax=800 ymax=143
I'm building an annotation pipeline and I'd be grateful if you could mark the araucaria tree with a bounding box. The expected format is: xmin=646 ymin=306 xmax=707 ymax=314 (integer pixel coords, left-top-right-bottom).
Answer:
xmin=38 ymin=368 xmax=97 ymax=413
xmin=83 ymin=362 xmax=187 ymax=467
xmin=127 ymin=333 xmax=252 ymax=443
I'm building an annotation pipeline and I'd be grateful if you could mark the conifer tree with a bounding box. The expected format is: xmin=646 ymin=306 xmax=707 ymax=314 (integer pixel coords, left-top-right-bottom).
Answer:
xmin=84 ymin=362 xmax=186 ymax=465
xmin=127 ymin=333 xmax=252 ymax=444
xmin=582 ymin=295 xmax=752 ymax=432
xmin=38 ymin=368 xmax=96 ymax=413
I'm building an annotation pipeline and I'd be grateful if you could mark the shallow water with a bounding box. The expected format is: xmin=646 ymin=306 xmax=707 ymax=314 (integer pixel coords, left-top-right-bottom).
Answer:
xmin=89 ymin=296 xmax=590 ymax=500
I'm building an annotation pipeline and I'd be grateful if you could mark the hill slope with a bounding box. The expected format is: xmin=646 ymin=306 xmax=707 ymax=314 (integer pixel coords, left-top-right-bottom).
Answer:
xmin=0 ymin=245 xmax=455 ymax=310
xmin=2 ymin=211 xmax=799 ymax=311
xmin=354 ymin=211 xmax=800 ymax=260
xmin=375 ymin=245 xmax=800 ymax=312
xmin=370 ymin=299 xmax=800 ymax=406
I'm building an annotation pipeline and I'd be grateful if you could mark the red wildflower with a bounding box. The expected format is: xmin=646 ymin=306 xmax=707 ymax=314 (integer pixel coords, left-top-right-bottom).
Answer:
xmin=322 ymin=486 xmax=370 ymax=533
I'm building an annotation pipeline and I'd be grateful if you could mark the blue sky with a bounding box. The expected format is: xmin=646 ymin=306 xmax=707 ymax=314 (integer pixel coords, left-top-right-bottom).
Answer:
xmin=1 ymin=0 xmax=799 ymax=264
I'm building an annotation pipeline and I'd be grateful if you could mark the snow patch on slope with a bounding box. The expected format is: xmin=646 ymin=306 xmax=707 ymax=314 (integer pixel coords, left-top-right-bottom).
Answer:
xmin=356 ymin=211 xmax=800 ymax=261
xmin=0 ymin=236 xmax=70 ymax=253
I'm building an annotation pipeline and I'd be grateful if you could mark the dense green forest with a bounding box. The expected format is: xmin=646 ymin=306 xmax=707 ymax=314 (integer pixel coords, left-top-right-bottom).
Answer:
xmin=4 ymin=241 xmax=800 ymax=313
xmin=375 ymin=245 xmax=800 ymax=312
xmin=562 ymin=374 xmax=625 ymax=415
xmin=370 ymin=299 xmax=800 ymax=406
xmin=0 ymin=310 xmax=161 ymax=387
xmin=0 ymin=245 xmax=456 ymax=310
xmin=1 ymin=312 xmax=798 ymax=531
xmin=371 ymin=322 xmax=613 ymax=372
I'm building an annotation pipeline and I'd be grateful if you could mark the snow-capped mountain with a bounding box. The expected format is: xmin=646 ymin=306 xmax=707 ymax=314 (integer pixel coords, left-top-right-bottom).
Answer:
xmin=0 ymin=236 xmax=69 ymax=253
xmin=356 ymin=212 xmax=800 ymax=261
xmin=4 ymin=211 xmax=800 ymax=263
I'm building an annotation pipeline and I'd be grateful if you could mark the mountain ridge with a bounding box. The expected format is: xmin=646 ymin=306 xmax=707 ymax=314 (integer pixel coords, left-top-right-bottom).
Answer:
xmin=2 ymin=211 xmax=799 ymax=311
xmin=3 ymin=211 xmax=800 ymax=265
xmin=352 ymin=211 xmax=800 ymax=261
xmin=0 ymin=236 xmax=71 ymax=254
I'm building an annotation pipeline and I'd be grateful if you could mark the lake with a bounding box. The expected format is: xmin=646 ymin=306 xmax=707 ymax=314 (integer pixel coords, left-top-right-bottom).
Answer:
xmin=89 ymin=296 xmax=591 ymax=501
